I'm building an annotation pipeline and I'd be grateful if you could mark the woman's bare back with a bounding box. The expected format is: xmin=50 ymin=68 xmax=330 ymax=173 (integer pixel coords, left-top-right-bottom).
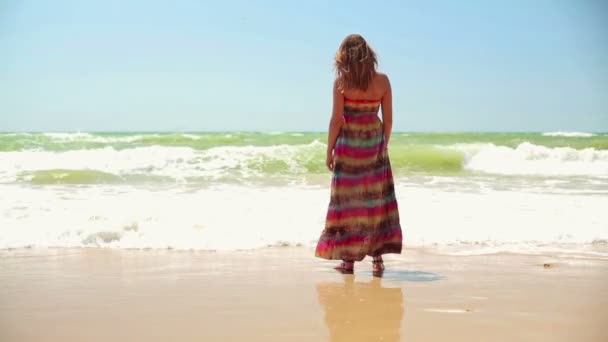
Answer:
xmin=340 ymin=72 xmax=390 ymax=100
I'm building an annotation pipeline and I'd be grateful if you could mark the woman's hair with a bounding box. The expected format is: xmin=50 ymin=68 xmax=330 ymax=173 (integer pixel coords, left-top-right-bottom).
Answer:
xmin=334 ymin=34 xmax=378 ymax=91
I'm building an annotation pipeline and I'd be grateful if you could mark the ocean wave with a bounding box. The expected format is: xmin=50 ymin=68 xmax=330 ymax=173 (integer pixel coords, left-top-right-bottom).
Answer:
xmin=1 ymin=141 xmax=608 ymax=184
xmin=43 ymin=132 xmax=95 ymax=140
xmin=42 ymin=132 xmax=150 ymax=143
xmin=0 ymin=142 xmax=327 ymax=184
xmin=3 ymin=132 xmax=607 ymax=154
xmin=40 ymin=132 xmax=213 ymax=144
xmin=455 ymin=142 xmax=608 ymax=176
xmin=542 ymin=131 xmax=596 ymax=137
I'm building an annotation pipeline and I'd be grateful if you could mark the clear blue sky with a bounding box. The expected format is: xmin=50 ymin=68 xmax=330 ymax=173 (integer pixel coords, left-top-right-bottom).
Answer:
xmin=1 ymin=0 xmax=606 ymax=132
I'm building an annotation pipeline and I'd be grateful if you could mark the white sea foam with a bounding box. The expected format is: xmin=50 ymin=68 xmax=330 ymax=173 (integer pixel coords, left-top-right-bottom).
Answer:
xmin=0 ymin=184 xmax=327 ymax=250
xmin=542 ymin=131 xmax=596 ymax=137
xmin=1 ymin=183 xmax=606 ymax=255
xmin=43 ymin=132 xmax=96 ymax=140
xmin=42 ymin=132 xmax=146 ymax=143
xmin=454 ymin=142 xmax=608 ymax=176
xmin=182 ymin=134 xmax=202 ymax=140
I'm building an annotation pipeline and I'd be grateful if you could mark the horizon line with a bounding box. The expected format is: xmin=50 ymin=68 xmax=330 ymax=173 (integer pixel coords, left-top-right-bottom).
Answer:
xmin=1 ymin=130 xmax=606 ymax=134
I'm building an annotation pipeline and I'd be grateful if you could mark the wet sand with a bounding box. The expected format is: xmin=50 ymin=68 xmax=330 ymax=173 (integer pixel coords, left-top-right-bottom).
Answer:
xmin=1 ymin=247 xmax=607 ymax=341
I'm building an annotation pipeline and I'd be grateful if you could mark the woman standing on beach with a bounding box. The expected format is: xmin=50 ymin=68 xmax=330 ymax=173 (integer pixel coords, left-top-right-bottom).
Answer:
xmin=315 ymin=34 xmax=403 ymax=273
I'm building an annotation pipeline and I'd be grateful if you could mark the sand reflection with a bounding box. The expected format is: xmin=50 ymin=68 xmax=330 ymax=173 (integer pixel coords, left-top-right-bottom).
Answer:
xmin=317 ymin=275 xmax=404 ymax=342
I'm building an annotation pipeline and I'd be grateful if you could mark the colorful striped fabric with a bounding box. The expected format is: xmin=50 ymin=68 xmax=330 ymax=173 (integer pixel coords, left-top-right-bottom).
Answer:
xmin=315 ymin=97 xmax=403 ymax=261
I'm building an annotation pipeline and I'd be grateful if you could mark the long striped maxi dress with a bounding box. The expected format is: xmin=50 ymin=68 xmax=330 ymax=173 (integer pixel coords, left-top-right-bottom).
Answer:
xmin=315 ymin=97 xmax=403 ymax=261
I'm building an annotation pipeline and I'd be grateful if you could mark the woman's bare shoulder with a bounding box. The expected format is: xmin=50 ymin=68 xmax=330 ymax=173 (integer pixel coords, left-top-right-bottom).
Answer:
xmin=373 ymin=72 xmax=390 ymax=95
xmin=375 ymin=72 xmax=390 ymax=83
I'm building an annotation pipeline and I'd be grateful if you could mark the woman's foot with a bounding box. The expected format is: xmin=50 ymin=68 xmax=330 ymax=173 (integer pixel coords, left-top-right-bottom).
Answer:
xmin=334 ymin=260 xmax=354 ymax=273
xmin=372 ymin=256 xmax=385 ymax=272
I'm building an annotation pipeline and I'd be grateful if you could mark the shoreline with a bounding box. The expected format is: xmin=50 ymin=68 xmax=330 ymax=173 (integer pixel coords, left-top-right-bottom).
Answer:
xmin=3 ymin=242 xmax=607 ymax=258
xmin=1 ymin=246 xmax=607 ymax=341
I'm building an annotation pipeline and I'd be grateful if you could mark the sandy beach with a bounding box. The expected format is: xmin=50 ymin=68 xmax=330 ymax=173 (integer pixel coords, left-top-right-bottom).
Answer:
xmin=2 ymin=0 xmax=607 ymax=340
xmin=1 ymin=246 xmax=606 ymax=341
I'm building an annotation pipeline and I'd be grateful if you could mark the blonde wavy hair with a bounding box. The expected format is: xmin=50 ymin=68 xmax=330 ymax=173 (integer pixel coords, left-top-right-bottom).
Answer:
xmin=334 ymin=34 xmax=378 ymax=91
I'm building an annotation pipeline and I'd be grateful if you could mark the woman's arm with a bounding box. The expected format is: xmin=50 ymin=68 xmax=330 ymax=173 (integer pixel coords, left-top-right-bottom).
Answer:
xmin=380 ymin=75 xmax=393 ymax=149
xmin=326 ymin=79 xmax=344 ymax=171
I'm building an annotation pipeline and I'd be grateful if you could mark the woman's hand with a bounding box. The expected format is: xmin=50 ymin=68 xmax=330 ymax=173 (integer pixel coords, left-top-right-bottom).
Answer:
xmin=381 ymin=140 xmax=389 ymax=151
xmin=326 ymin=150 xmax=334 ymax=171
